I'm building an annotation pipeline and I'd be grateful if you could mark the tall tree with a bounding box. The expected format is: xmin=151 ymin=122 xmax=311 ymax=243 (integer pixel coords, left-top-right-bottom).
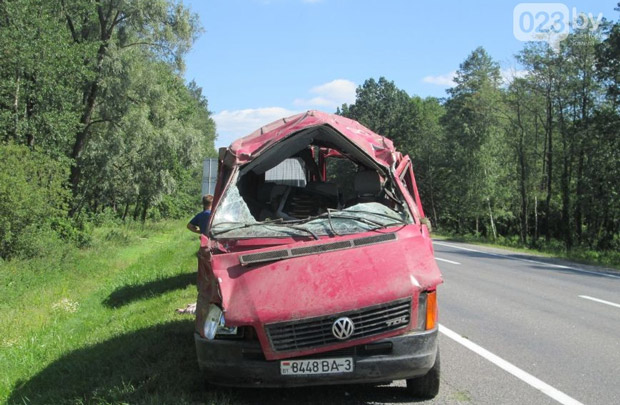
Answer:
xmin=59 ymin=0 xmax=199 ymax=197
xmin=442 ymin=47 xmax=505 ymax=238
xmin=338 ymin=77 xmax=419 ymax=152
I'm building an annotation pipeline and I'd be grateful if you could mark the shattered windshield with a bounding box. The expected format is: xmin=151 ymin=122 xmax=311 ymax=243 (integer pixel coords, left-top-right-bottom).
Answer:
xmin=210 ymin=184 xmax=411 ymax=239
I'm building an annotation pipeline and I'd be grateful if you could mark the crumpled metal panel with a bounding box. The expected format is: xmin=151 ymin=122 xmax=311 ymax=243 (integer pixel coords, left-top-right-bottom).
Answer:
xmin=225 ymin=110 xmax=397 ymax=169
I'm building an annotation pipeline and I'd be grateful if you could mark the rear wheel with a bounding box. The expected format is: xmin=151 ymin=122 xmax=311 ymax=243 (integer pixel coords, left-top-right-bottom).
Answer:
xmin=405 ymin=348 xmax=440 ymax=399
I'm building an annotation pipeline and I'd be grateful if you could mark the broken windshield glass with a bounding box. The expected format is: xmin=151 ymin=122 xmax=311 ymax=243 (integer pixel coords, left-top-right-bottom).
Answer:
xmin=211 ymin=183 xmax=410 ymax=239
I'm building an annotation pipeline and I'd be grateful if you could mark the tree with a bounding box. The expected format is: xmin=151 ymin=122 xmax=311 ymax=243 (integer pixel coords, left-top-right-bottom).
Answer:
xmin=338 ymin=77 xmax=419 ymax=152
xmin=442 ymin=47 xmax=506 ymax=238
xmin=409 ymin=96 xmax=446 ymax=229
xmin=58 ymin=0 xmax=199 ymax=197
xmin=504 ymin=77 xmax=546 ymax=245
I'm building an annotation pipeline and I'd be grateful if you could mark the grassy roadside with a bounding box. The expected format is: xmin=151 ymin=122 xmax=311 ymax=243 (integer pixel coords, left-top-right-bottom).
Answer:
xmin=432 ymin=232 xmax=620 ymax=271
xmin=0 ymin=220 xmax=234 ymax=405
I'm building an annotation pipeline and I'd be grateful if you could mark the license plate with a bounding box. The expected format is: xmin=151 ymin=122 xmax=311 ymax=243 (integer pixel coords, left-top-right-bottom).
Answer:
xmin=280 ymin=357 xmax=354 ymax=375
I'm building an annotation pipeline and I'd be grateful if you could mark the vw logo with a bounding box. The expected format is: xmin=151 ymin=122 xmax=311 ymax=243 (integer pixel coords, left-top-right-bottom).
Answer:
xmin=332 ymin=317 xmax=355 ymax=340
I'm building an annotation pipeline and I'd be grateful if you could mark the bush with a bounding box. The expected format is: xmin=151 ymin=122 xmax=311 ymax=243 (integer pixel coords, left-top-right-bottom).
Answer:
xmin=0 ymin=143 xmax=72 ymax=259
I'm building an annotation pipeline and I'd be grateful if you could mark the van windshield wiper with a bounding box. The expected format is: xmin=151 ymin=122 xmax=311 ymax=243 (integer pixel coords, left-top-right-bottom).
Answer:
xmin=211 ymin=220 xmax=319 ymax=240
xmin=303 ymin=209 xmax=404 ymax=236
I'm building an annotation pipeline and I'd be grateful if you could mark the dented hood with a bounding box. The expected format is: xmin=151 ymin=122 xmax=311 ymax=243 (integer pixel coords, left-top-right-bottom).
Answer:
xmin=210 ymin=226 xmax=442 ymax=359
xmin=224 ymin=110 xmax=398 ymax=169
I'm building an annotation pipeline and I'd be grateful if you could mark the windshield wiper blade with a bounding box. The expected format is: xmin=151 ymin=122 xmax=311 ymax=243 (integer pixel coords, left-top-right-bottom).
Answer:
xmin=368 ymin=221 xmax=406 ymax=231
xmin=211 ymin=219 xmax=319 ymax=240
xmin=341 ymin=209 xmax=406 ymax=223
xmin=210 ymin=222 xmax=266 ymax=235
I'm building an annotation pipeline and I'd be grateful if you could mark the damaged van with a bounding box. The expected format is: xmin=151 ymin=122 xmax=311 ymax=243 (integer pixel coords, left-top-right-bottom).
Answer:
xmin=194 ymin=110 xmax=443 ymax=398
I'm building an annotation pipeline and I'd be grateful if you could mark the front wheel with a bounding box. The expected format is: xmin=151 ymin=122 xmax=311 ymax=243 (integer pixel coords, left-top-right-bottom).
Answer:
xmin=405 ymin=348 xmax=440 ymax=398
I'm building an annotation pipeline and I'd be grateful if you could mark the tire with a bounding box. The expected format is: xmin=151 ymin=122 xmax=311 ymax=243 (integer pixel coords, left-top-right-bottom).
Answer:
xmin=405 ymin=348 xmax=440 ymax=399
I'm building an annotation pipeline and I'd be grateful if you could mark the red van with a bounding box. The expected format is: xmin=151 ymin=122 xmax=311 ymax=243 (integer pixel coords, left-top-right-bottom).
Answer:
xmin=194 ymin=110 xmax=443 ymax=398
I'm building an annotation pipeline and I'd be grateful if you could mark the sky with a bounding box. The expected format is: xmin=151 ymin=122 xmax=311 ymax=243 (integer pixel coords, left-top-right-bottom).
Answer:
xmin=181 ymin=0 xmax=617 ymax=148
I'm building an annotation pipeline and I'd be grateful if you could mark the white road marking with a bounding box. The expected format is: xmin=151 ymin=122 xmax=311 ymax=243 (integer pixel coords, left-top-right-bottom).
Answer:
xmin=433 ymin=241 xmax=620 ymax=279
xmin=579 ymin=295 xmax=620 ymax=309
xmin=439 ymin=324 xmax=585 ymax=405
xmin=435 ymin=257 xmax=461 ymax=265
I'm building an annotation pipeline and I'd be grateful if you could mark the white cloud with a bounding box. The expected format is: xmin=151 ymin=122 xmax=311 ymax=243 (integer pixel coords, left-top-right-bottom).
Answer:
xmin=422 ymin=68 xmax=528 ymax=88
xmin=293 ymin=79 xmax=356 ymax=109
xmin=422 ymin=71 xmax=457 ymax=87
xmin=212 ymin=79 xmax=356 ymax=149
xmin=213 ymin=107 xmax=300 ymax=149
xmin=500 ymin=68 xmax=528 ymax=85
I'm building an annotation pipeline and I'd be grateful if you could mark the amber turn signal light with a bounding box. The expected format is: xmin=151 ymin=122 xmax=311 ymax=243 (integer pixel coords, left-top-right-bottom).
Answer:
xmin=426 ymin=290 xmax=438 ymax=330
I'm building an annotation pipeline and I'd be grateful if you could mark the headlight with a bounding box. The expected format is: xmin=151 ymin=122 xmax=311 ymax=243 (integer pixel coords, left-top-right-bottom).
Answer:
xmin=417 ymin=292 xmax=427 ymax=330
xmin=203 ymin=304 xmax=238 ymax=340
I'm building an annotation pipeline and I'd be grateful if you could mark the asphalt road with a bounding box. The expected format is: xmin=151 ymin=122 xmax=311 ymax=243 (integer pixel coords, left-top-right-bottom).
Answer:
xmin=427 ymin=240 xmax=620 ymax=405
xmin=230 ymin=241 xmax=620 ymax=405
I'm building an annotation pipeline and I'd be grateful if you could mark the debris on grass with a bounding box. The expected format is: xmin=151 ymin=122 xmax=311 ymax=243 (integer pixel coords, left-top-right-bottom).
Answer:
xmin=176 ymin=302 xmax=196 ymax=315
xmin=52 ymin=298 xmax=79 ymax=313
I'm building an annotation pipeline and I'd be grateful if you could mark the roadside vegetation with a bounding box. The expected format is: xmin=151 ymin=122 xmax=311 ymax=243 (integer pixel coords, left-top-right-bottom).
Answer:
xmin=339 ymin=7 xmax=620 ymax=265
xmin=432 ymin=232 xmax=620 ymax=271
xmin=0 ymin=220 xmax=233 ymax=404
xmin=0 ymin=0 xmax=216 ymax=262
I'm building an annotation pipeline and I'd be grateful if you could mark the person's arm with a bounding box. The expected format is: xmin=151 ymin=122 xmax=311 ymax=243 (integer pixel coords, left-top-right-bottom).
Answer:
xmin=187 ymin=222 xmax=201 ymax=234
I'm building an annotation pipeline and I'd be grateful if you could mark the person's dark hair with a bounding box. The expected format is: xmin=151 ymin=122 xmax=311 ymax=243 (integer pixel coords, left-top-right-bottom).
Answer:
xmin=202 ymin=194 xmax=214 ymax=209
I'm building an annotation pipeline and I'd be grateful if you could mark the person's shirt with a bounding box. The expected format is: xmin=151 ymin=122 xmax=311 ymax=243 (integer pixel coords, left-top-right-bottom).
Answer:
xmin=189 ymin=210 xmax=212 ymax=236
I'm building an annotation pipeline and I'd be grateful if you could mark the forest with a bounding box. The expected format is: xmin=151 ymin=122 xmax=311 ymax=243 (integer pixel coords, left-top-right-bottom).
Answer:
xmin=0 ymin=0 xmax=216 ymax=259
xmin=339 ymin=12 xmax=619 ymax=262
xmin=0 ymin=0 xmax=618 ymax=264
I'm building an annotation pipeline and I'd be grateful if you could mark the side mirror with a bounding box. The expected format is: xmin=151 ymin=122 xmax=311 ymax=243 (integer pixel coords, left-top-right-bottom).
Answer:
xmin=420 ymin=217 xmax=432 ymax=233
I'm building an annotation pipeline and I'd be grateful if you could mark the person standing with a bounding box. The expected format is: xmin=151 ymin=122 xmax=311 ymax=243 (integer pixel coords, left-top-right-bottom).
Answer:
xmin=178 ymin=194 xmax=214 ymax=315
xmin=187 ymin=194 xmax=213 ymax=236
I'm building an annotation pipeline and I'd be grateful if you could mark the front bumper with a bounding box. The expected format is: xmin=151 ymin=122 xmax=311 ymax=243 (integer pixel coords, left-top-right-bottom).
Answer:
xmin=194 ymin=328 xmax=438 ymax=387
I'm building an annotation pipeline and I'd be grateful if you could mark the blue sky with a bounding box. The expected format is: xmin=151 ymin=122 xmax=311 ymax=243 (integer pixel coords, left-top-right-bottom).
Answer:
xmin=182 ymin=0 xmax=616 ymax=148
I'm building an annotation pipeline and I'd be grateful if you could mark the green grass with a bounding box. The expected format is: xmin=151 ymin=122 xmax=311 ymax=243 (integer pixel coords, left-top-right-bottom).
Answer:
xmin=0 ymin=220 xmax=237 ymax=404
xmin=432 ymin=232 xmax=620 ymax=271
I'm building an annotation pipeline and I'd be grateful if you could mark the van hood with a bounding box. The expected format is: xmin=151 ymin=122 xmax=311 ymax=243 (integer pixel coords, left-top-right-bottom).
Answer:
xmin=210 ymin=226 xmax=441 ymax=357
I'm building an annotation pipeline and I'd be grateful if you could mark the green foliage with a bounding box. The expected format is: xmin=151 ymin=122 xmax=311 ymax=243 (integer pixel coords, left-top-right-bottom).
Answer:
xmin=341 ymin=26 xmax=619 ymax=256
xmin=339 ymin=77 xmax=419 ymax=151
xmin=0 ymin=0 xmax=216 ymax=258
xmin=0 ymin=220 xmax=217 ymax=404
xmin=0 ymin=143 xmax=72 ymax=258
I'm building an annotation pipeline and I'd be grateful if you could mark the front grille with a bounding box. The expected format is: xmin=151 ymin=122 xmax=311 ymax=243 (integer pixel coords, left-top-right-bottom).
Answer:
xmin=265 ymin=298 xmax=411 ymax=353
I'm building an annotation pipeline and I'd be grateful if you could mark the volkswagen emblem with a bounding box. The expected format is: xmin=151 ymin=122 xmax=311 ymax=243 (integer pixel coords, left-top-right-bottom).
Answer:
xmin=332 ymin=317 xmax=355 ymax=340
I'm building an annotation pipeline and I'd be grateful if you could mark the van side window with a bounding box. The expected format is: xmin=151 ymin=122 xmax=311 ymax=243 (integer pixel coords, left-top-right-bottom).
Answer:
xmin=265 ymin=158 xmax=307 ymax=187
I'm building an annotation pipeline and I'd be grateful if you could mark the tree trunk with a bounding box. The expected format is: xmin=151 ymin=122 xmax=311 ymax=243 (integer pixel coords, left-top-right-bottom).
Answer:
xmin=519 ymin=148 xmax=528 ymax=245
xmin=487 ymin=198 xmax=497 ymax=241
xmin=25 ymin=95 xmax=34 ymax=147
xmin=122 ymin=202 xmax=130 ymax=221
xmin=13 ymin=70 xmax=20 ymax=139
xmin=534 ymin=195 xmax=539 ymax=246
xmin=141 ymin=200 xmax=149 ymax=222
xmin=544 ymin=88 xmax=553 ymax=243
xmin=69 ymin=4 xmax=113 ymax=198
xmin=516 ymin=103 xmax=528 ymax=245
xmin=133 ymin=200 xmax=141 ymax=220
xmin=558 ymin=101 xmax=572 ymax=251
